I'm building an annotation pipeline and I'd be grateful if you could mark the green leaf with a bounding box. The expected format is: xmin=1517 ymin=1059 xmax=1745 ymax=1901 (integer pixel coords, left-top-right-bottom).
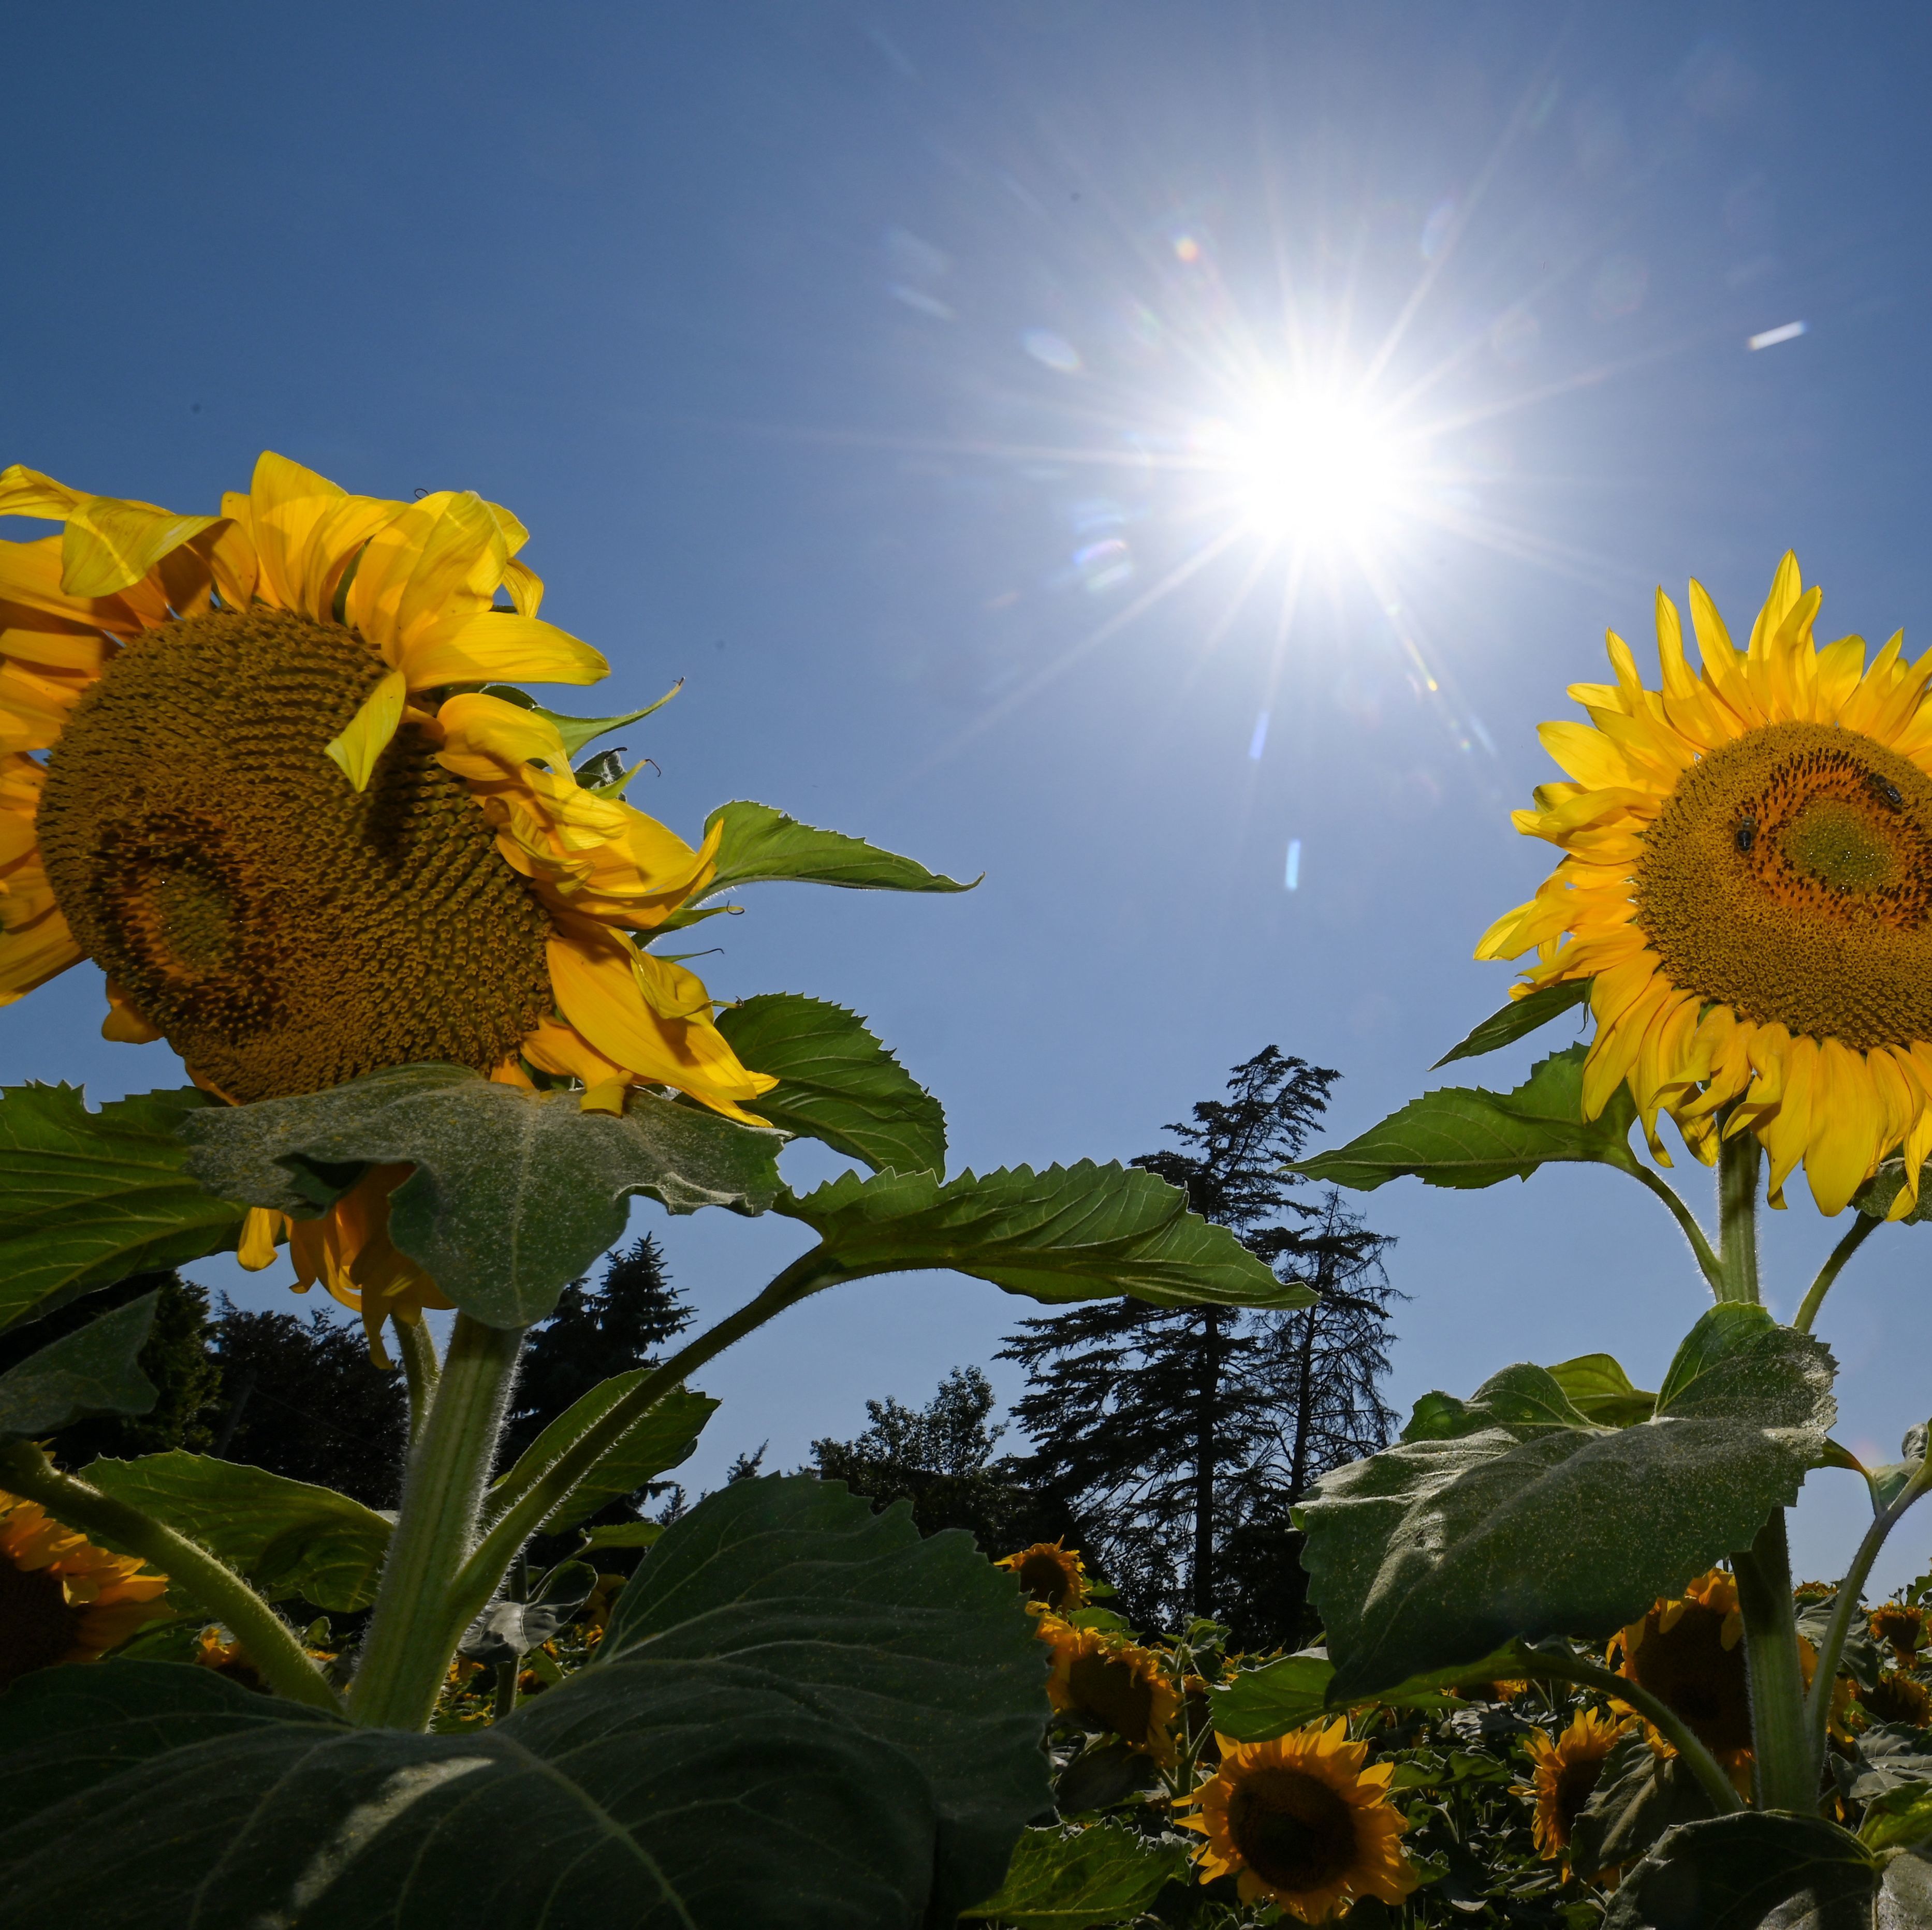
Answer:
xmin=83 ymin=1452 xmax=393 ymax=1611
xmin=1567 ymin=1730 xmax=1717 ymax=1882
xmin=1860 ymin=1779 xmax=1932 ymax=1853
xmin=1603 ymin=1813 xmax=1877 ymax=1930
xmin=699 ymin=799 xmax=977 ymax=899
xmin=1298 ymin=1304 xmax=1836 ymax=1698
xmin=178 ymin=1064 xmax=784 ymax=1327
xmin=0 ymin=1292 xmax=158 ymax=1437
xmin=958 ymin=1823 xmax=1189 ymax=1927
xmin=777 ymin=1161 xmax=1308 ymax=1309
xmin=1853 ymin=1158 xmax=1932 ymax=1224
xmin=488 ymin=1377 xmax=716 ymax=1535
xmin=716 ymin=994 xmax=947 ymax=1176
xmin=1399 ymin=1364 xmax=1600 ymax=1442
xmin=576 ymin=1519 xmax=664 ymax=1553
xmin=1433 ymin=978 xmax=1592 ymax=1068
xmin=1291 ymin=1046 xmax=1640 ymax=1192
xmin=1208 ymin=1646 xmax=1510 ymax=1744
xmin=1546 ymin=1352 xmax=1657 ymax=1428
xmin=478 ymin=680 xmax=682 ymax=760
xmin=0 ymin=1478 xmax=1050 ymax=1928
xmin=0 ymin=1083 xmax=245 ymax=1332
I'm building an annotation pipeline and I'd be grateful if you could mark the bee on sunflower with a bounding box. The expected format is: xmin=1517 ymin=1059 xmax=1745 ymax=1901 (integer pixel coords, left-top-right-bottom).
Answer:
xmin=0 ymin=1491 xmax=171 ymax=1688
xmin=1174 ymin=1720 xmax=1418 ymax=1924
xmin=1035 ymin=1613 xmax=1182 ymax=1761
xmin=1514 ymin=1707 xmax=1631 ymax=1876
xmin=995 ymin=1539 xmax=1090 ymax=1613
xmin=0 ymin=454 xmax=777 ymax=1351
xmin=1477 ymin=553 xmax=1932 ymax=1213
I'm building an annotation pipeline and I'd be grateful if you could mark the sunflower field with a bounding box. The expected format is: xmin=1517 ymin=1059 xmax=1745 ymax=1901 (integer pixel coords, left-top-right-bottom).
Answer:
xmin=1 ymin=466 xmax=1931 ymax=1928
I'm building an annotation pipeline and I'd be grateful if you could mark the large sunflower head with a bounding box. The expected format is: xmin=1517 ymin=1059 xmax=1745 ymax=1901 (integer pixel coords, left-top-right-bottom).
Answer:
xmin=1609 ymin=1568 xmax=1755 ymax=1772
xmin=1175 ymin=1720 xmax=1419 ymax=1924
xmin=1036 ymin=1614 xmax=1181 ymax=1760
xmin=0 ymin=1491 xmax=171 ymax=1688
xmin=996 ymin=1540 xmax=1090 ymax=1613
xmin=1513 ymin=1708 xmax=1630 ymax=1873
xmin=0 ymin=455 xmax=777 ymax=1347
xmin=1478 ymin=555 xmax=1932 ymax=1214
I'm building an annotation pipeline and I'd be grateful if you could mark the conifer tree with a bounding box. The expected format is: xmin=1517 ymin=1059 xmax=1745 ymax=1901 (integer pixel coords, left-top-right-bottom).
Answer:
xmin=999 ymin=1047 xmax=1398 ymax=1640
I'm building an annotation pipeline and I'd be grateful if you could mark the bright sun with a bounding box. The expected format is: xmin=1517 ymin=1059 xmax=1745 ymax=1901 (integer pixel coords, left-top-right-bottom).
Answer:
xmin=1209 ymin=387 xmax=1412 ymax=546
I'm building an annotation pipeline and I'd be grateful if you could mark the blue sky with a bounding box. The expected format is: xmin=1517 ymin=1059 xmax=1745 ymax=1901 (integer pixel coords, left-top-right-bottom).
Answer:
xmin=6 ymin=2 xmax=1931 ymax=1589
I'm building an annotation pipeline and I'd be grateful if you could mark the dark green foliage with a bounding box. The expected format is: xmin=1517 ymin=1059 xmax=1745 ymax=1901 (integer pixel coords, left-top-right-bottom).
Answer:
xmin=0 ymin=1269 xmax=221 ymax=1461
xmin=812 ymin=1366 xmax=1077 ymax=1553
xmin=207 ymin=1297 xmax=408 ymax=1509
xmin=1000 ymin=1049 xmax=1399 ymax=1641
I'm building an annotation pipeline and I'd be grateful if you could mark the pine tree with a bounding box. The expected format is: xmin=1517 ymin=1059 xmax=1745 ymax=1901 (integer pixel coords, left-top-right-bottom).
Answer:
xmin=811 ymin=1366 xmax=1075 ymax=1553
xmin=1000 ymin=1047 xmax=1399 ymax=1641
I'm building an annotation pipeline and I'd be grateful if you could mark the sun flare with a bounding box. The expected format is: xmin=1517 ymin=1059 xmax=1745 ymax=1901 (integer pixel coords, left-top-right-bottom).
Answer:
xmin=1211 ymin=386 xmax=1412 ymax=545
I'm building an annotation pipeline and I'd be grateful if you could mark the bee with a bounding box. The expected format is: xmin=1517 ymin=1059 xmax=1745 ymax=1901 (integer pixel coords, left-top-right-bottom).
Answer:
xmin=1736 ymin=815 xmax=1756 ymax=854
xmin=1868 ymin=771 xmax=1905 ymax=811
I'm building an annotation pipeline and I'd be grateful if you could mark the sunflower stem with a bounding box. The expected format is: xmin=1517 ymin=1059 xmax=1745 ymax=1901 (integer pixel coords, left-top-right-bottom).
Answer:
xmin=1804 ymin=1434 xmax=1932 ymax=1772
xmin=349 ymin=1312 xmax=523 ymax=1731
xmin=1794 ymin=1215 xmax=1881 ymax=1334
xmin=1624 ymin=1162 xmax=1723 ymax=1292
xmin=393 ymin=1311 xmax=441 ymax=1446
xmin=1517 ymin=1642 xmax=1744 ymax=1816
xmin=448 ymin=1248 xmax=851 ymax=1672
xmin=0 ymin=1438 xmax=343 ymax=1715
xmin=1733 ymin=1512 xmax=1815 ymax=1811
xmin=1715 ymin=1130 xmax=1763 ymax=1304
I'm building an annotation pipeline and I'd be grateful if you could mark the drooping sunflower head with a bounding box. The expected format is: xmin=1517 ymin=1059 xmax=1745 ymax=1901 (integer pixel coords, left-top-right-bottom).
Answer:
xmin=997 ymin=1539 xmax=1090 ymax=1613
xmin=1870 ymin=1601 xmax=1928 ymax=1666
xmin=1036 ymin=1614 xmax=1181 ymax=1760
xmin=1609 ymin=1568 xmax=1752 ymax=1764
xmin=1514 ymin=1708 xmax=1630 ymax=1872
xmin=0 ymin=1491 xmax=171 ymax=1688
xmin=0 ymin=455 xmax=778 ymax=1346
xmin=1176 ymin=1721 xmax=1419 ymax=1924
xmin=1479 ymin=555 xmax=1932 ymax=1215
xmin=1856 ymin=1669 xmax=1932 ymax=1730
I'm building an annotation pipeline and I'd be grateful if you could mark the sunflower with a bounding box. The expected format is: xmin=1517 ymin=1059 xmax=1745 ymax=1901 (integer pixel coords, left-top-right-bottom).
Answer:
xmin=1871 ymin=1601 xmax=1928 ymax=1667
xmin=1608 ymin=1569 xmax=1752 ymax=1770
xmin=1175 ymin=1721 xmax=1418 ymax=1924
xmin=0 ymin=454 xmax=777 ymax=1349
xmin=1514 ymin=1708 xmax=1630 ymax=1873
xmin=1477 ymin=555 xmax=1932 ymax=1214
xmin=1856 ymin=1669 xmax=1932 ymax=1730
xmin=0 ymin=1491 xmax=170 ymax=1687
xmin=996 ymin=1540 xmax=1090 ymax=1612
xmin=1036 ymin=1614 xmax=1182 ymax=1760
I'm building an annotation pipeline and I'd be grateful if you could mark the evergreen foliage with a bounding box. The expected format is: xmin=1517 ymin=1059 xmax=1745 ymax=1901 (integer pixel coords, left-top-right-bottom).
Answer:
xmin=811 ymin=1365 xmax=1076 ymax=1553
xmin=999 ymin=1047 xmax=1399 ymax=1644
xmin=0 ymin=1269 xmax=222 ymax=1463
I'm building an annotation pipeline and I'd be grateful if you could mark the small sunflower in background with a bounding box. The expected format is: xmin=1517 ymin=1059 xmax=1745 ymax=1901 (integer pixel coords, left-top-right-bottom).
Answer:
xmin=996 ymin=1539 xmax=1089 ymax=1613
xmin=1514 ymin=1707 xmax=1630 ymax=1875
xmin=1609 ymin=1570 xmax=1753 ymax=1777
xmin=0 ymin=1492 xmax=171 ymax=1688
xmin=1479 ymin=554 xmax=1932 ymax=1214
xmin=0 ymin=454 xmax=778 ymax=1351
xmin=1036 ymin=1614 xmax=1180 ymax=1761
xmin=1870 ymin=1600 xmax=1928 ymax=1668
xmin=1175 ymin=1720 xmax=1418 ymax=1924
xmin=1855 ymin=1669 xmax=1932 ymax=1730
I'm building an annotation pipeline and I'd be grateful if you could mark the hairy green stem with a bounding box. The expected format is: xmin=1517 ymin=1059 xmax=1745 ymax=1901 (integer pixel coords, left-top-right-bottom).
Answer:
xmin=1805 ymin=1439 xmax=1932 ymax=1769
xmin=1624 ymin=1162 xmax=1723 ymax=1293
xmin=1519 ymin=1643 xmax=1744 ymax=1816
xmin=393 ymin=1313 xmax=441 ymax=1446
xmin=451 ymin=1247 xmax=851 ymax=1668
xmin=1794 ymin=1216 xmax=1881 ymax=1334
xmin=1716 ymin=1130 xmax=1763 ymax=1305
xmin=349 ymin=1313 xmax=524 ymax=1731
xmin=1734 ymin=1512 xmax=1814 ymax=1811
xmin=0 ymin=1439 xmax=342 ymax=1714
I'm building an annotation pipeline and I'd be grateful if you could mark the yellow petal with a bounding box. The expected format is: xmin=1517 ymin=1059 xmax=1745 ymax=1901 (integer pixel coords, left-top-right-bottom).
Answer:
xmin=344 ymin=490 xmax=504 ymax=660
xmin=101 ymin=981 xmax=164 ymax=1044
xmin=0 ymin=906 xmax=82 ymax=1001
xmin=0 ymin=465 xmax=86 ymax=521
xmin=403 ymin=611 xmax=607 ymax=689
xmin=62 ymin=497 xmax=221 ymax=599
xmin=237 ymin=1207 xmax=282 ymax=1270
xmin=325 ymin=667 xmax=409 ymax=790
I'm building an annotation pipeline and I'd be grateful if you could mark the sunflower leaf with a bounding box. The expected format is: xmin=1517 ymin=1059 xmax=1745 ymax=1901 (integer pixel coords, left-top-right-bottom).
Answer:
xmin=1853 ymin=1157 xmax=1932 ymax=1223
xmin=176 ymin=1065 xmax=785 ymax=1327
xmin=1432 ymin=977 xmax=1592 ymax=1068
xmin=1297 ymin=1305 xmax=1836 ymax=1698
xmin=957 ymin=1822 xmax=1189 ymax=1927
xmin=0 ymin=1478 xmax=1050 ymax=1929
xmin=1208 ymin=1646 xmax=1511 ymax=1743
xmin=1567 ymin=1730 xmax=1718 ymax=1882
xmin=716 ymin=993 xmax=947 ymax=1176
xmin=0 ymin=1291 xmax=159 ymax=1437
xmin=1602 ymin=1813 xmax=1877 ymax=1930
xmin=0 ymin=1083 xmax=245 ymax=1333
xmin=774 ymin=1162 xmax=1307 ymax=1308
xmin=697 ymin=800 xmax=977 ymax=900
xmin=1290 ymin=1046 xmax=1641 ymax=1192
xmin=81 ymin=1451 xmax=394 ymax=1612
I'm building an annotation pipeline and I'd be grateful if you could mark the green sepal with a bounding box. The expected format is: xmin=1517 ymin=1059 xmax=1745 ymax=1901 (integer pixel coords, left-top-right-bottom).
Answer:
xmin=478 ymin=679 xmax=683 ymax=759
xmin=698 ymin=800 xmax=977 ymax=900
xmin=1433 ymin=977 xmax=1591 ymax=1068
xmin=0 ymin=1292 xmax=158 ymax=1437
